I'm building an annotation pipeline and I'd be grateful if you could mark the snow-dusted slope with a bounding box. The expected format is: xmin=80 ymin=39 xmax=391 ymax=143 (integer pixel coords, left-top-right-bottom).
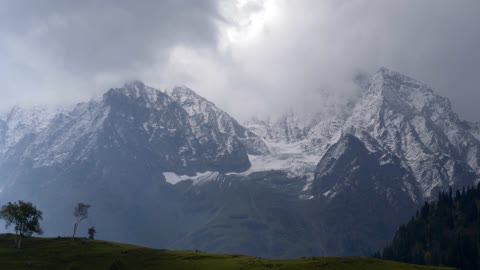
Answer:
xmin=305 ymin=69 xmax=480 ymax=256
xmin=0 ymin=106 xmax=57 ymax=154
xmin=169 ymin=86 xmax=269 ymax=156
xmin=1 ymin=70 xmax=479 ymax=200
xmin=244 ymin=110 xmax=344 ymax=178
xmin=314 ymin=133 xmax=420 ymax=204
xmin=242 ymin=67 xmax=480 ymax=201
xmin=246 ymin=112 xmax=309 ymax=143
xmin=323 ymin=68 xmax=480 ymax=199
xmin=0 ymin=82 xmax=261 ymax=192
xmin=26 ymin=100 xmax=111 ymax=167
xmin=467 ymin=121 xmax=480 ymax=141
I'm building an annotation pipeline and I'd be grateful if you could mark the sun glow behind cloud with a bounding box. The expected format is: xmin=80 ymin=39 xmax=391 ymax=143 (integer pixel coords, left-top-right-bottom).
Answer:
xmin=221 ymin=0 xmax=280 ymax=47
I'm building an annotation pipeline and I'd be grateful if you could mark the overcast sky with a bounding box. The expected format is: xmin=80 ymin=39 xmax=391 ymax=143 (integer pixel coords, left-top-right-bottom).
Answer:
xmin=1 ymin=0 xmax=479 ymax=121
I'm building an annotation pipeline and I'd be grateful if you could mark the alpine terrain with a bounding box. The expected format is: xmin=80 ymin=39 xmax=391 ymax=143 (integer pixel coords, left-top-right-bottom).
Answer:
xmin=0 ymin=68 xmax=479 ymax=258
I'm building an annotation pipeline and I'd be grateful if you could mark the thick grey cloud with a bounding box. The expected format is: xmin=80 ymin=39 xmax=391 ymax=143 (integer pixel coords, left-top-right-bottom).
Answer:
xmin=1 ymin=0 xmax=479 ymax=121
xmin=0 ymin=0 xmax=220 ymax=107
xmin=2 ymin=0 xmax=220 ymax=73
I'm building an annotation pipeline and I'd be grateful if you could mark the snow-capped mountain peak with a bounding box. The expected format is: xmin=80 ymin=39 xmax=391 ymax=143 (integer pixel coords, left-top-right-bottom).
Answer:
xmin=168 ymin=85 xmax=222 ymax=121
xmin=168 ymin=85 xmax=204 ymax=104
xmin=104 ymin=81 xmax=174 ymax=110
xmin=332 ymin=68 xmax=480 ymax=199
xmin=0 ymin=82 xmax=269 ymax=187
xmin=242 ymin=68 xmax=480 ymax=201
xmin=169 ymin=85 xmax=269 ymax=156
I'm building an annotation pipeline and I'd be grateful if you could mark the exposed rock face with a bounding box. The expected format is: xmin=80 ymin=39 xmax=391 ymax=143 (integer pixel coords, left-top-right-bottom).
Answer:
xmin=169 ymin=86 xmax=269 ymax=156
xmin=330 ymin=68 xmax=480 ymax=201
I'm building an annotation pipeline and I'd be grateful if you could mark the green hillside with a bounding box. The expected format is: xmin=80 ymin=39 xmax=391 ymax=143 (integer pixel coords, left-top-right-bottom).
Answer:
xmin=0 ymin=234 xmax=453 ymax=270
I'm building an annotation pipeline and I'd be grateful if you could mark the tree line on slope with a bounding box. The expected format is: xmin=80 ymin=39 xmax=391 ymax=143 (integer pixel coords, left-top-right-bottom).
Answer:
xmin=376 ymin=184 xmax=480 ymax=270
xmin=0 ymin=201 xmax=95 ymax=248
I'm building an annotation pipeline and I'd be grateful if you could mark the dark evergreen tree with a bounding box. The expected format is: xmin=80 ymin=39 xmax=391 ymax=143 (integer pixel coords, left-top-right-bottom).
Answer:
xmin=380 ymin=184 xmax=480 ymax=270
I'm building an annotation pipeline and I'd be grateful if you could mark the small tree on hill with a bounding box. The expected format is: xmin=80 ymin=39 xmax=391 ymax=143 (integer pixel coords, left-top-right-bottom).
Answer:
xmin=72 ymin=203 xmax=90 ymax=240
xmin=0 ymin=200 xmax=43 ymax=248
xmin=88 ymin=226 xmax=96 ymax=240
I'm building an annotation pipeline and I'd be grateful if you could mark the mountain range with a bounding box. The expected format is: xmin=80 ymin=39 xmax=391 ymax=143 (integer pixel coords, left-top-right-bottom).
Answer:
xmin=0 ymin=68 xmax=478 ymax=258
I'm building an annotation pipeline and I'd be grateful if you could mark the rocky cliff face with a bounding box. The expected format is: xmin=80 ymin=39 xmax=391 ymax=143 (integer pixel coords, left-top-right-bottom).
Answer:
xmin=169 ymin=86 xmax=269 ymax=156
xmin=329 ymin=68 xmax=480 ymax=200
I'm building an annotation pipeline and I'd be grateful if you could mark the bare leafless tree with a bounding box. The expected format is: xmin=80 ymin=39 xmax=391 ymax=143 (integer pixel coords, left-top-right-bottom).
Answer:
xmin=72 ymin=203 xmax=90 ymax=240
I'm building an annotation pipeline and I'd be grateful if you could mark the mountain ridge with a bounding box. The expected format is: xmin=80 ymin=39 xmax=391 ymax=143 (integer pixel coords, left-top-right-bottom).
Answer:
xmin=1 ymin=67 xmax=479 ymax=257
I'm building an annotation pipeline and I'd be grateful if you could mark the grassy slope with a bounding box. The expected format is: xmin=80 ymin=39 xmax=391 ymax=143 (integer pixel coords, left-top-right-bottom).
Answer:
xmin=0 ymin=235 xmax=453 ymax=270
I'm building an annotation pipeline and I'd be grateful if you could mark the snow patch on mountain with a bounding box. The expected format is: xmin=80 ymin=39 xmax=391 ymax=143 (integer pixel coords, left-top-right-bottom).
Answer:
xmin=242 ymin=144 xmax=321 ymax=176
xmin=244 ymin=111 xmax=344 ymax=177
xmin=163 ymin=171 xmax=217 ymax=185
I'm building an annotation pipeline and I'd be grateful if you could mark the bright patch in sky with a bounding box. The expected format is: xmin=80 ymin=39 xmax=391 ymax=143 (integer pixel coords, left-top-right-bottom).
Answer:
xmin=223 ymin=0 xmax=280 ymax=46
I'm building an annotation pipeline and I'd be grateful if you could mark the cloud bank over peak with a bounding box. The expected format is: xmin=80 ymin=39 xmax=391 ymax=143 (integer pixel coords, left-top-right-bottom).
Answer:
xmin=1 ymin=0 xmax=479 ymax=121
